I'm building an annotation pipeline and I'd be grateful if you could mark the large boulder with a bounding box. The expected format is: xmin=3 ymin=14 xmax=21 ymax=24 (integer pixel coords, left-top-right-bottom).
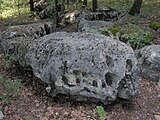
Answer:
xmin=77 ymin=9 xmax=116 ymax=34
xmin=136 ymin=45 xmax=160 ymax=82
xmin=1 ymin=32 xmax=139 ymax=104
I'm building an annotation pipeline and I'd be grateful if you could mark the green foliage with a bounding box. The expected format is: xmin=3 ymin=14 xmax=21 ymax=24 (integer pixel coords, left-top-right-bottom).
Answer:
xmin=0 ymin=95 xmax=12 ymax=105
xmin=101 ymin=24 xmax=154 ymax=49
xmin=5 ymin=79 xmax=21 ymax=95
xmin=0 ymin=76 xmax=21 ymax=105
xmin=121 ymin=24 xmax=154 ymax=49
xmin=26 ymin=116 xmax=35 ymax=120
xmin=0 ymin=76 xmax=13 ymax=105
xmin=149 ymin=22 xmax=160 ymax=30
xmin=108 ymin=27 xmax=124 ymax=35
xmin=0 ymin=76 xmax=5 ymax=84
xmin=4 ymin=53 xmax=17 ymax=67
xmin=101 ymin=26 xmax=124 ymax=36
xmin=96 ymin=106 xmax=106 ymax=120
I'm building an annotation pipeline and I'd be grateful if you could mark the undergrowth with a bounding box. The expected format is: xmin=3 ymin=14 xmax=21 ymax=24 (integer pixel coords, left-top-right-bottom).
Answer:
xmin=96 ymin=106 xmax=107 ymax=120
xmin=0 ymin=75 xmax=21 ymax=105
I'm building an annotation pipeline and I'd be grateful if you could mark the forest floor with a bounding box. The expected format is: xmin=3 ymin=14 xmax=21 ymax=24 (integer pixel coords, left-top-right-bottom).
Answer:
xmin=0 ymin=47 xmax=160 ymax=120
xmin=0 ymin=2 xmax=160 ymax=119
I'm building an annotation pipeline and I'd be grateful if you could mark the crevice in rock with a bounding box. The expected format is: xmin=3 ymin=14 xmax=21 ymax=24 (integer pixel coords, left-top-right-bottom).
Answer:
xmin=76 ymin=78 xmax=80 ymax=83
xmin=73 ymin=70 xmax=81 ymax=75
xmin=102 ymin=82 xmax=106 ymax=88
xmin=106 ymin=55 xmax=114 ymax=68
xmin=44 ymin=24 xmax=51 ymax=34
xmin=92 ymin=80 xmax=98 ymax=87
xmin=126 ymin=59 xmax=132 ymax=72
xmin=62 ymin=75 xmax=68 ymax=85
xmin=62 ymin=60 xmax=68 ymax=74
xmin=84 ymin=87 xmax=91 ymax=92
xmin=105 ymin=72 xmax=114 ymax=86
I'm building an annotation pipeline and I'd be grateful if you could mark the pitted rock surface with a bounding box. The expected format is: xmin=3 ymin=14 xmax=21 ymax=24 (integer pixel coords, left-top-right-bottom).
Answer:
xmin=136 ymin=45 xmax=160 ymax=82
xmin=1 ymin=32 xmax=139 ymax=104
xmin=78 ymin=18 xmax=113 ymax=34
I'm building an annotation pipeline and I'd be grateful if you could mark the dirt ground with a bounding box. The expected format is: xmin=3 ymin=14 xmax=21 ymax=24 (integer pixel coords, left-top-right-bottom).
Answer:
xmin=0 ymin=45 xmax=160 ymax=120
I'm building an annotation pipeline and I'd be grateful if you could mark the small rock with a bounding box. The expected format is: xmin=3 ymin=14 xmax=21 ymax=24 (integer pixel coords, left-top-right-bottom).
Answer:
xmin=136 ymin=45 xmax=160 ymax=82
xmin=0 ymin=110 xmax=4 ymax=120
xmin=155 ymin=114 xmax=160 ymax=120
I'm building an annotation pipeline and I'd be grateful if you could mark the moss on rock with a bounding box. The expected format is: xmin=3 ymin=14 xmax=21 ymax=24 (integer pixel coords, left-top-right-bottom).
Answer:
xmin=101 ymin=26 xmax=124 ymax=36
xmin=101 ymin=24 xmax=154 ymax=49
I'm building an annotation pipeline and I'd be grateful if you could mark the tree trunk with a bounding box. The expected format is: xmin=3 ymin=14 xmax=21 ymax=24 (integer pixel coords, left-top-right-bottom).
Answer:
xmin=29 ymin=0 xmax=34 ymax=11
xmin=18 ymin=0 xmax=20 ymax=16
xmin=55 ymin=0 xmax=59 ymax=27
xmin=83 ymin=0 xmax=87 ymax=6
xmin=67 ymin=0 xmax=70 ymax=5
xmin=92 ymin=0 xmax=97 ymax=12
xmin=129 ymin=0 xmax=143 ymax=15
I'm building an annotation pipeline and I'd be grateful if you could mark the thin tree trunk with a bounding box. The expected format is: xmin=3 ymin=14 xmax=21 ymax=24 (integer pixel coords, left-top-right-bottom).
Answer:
xmin=92 ymin=0 xmax=97 ymax=12
xmin=0 ymin=0 xmax=2 ymax=20
xmin=67 ymin=0 xmax=69 ymax=5
xmin=55 ymin=0 xmax=59 ymax=27
xmin=18 ymin=0 xmax=20 ymax=16
xmin=83 ymin=0 xmax=87 ymax=6
xmin=129 ymin=0 xmax=143 ymax=15
xmin=29 ymin=0 xmax=34 ymax=11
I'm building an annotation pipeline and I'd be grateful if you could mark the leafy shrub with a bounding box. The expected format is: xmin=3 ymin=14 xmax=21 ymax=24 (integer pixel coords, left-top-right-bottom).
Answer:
xmin=0 ymin=95 xmax=12 ymax=105
xmin=149 ymin=22 xmax=160 ymax=30
xmin=96 ymin=106 xmax=106 ymax=120
xmin=101 ymin=27 xmax=124 ymax=36
xmin=101 ymin=24 xmax=154 ymax=49
xmin=121 ymin=24 xmax=154 ymax=49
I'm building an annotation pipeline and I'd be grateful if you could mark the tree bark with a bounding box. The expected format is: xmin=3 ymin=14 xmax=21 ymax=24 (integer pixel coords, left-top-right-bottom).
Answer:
xmin=29 ymin=0 xmax=34 ymax=11
xmin=129 ymin=0 xmax=143 ymax=15
xmin=92 ymin=0 xmax=97 ymax=12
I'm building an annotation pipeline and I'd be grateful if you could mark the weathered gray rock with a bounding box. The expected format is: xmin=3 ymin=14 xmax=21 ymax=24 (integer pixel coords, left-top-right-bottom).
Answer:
xmin=136 ymin=45 xmax=160 ymax=82
xmin=84 ymin=7 xmax=119 ymax=21
xmin=1 ymin=32 xmax=139 ymax=104
xmin=0 ymin=110 xmax=4 ymax=120
xmin=78 ymin=18 xmax=113 ymax=34
xmin=0 ymin=22 xmax=54 ymax=63
xmin=77 ymin=9 xmax=115 ymax=34
xmin=1 ymin=22 xmax=53 ymax=40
